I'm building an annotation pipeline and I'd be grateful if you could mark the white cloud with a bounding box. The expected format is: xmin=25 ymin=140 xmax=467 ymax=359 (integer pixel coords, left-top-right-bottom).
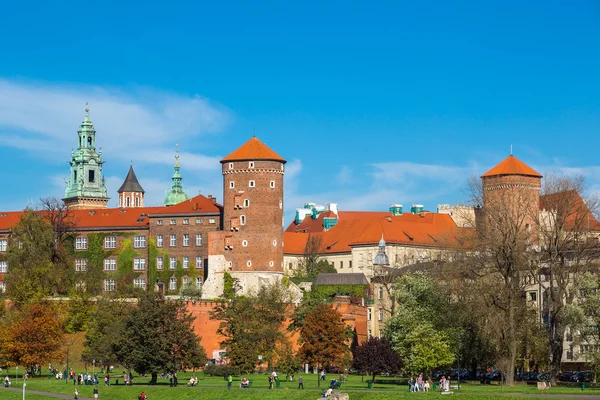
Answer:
xmin=0 ymin=79 xmax=232 ymax=163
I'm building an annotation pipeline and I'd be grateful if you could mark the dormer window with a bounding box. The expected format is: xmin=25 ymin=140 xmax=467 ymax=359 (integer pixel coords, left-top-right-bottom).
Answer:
xmin=88 ymin=170 xmax=95 ymax=183
xmin=249 ymin=161 xmax=255 ymax=168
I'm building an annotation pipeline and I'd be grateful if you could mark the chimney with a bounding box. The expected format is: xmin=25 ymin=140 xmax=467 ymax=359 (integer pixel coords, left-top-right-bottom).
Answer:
xmin=208 ymin=195 xmax=216 ymax=204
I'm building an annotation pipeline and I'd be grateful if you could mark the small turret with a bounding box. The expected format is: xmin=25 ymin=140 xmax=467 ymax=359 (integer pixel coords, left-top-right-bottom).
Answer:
xmin=118 ymin=164 xmax=145 ymax=208
xmin=164 ymin=144 xmax=189 ymax=206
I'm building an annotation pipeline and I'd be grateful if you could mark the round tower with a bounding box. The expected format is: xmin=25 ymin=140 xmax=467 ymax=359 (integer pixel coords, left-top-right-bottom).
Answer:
xmin=221 ymin=137 xmax=286 ymax=275
xmin=481 ymin=154 xmax=542 ymax=237
xmin=117 ymin=164 xmax=145 ymax=208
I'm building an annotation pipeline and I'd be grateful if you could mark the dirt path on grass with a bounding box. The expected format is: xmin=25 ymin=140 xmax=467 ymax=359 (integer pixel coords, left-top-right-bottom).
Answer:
xmin=4 ymin=386 xmax=93 ymax=399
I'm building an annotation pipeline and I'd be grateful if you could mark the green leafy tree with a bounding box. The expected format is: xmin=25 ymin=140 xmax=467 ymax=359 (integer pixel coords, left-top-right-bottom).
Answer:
xmin=211 ymin=283 xmax=288 ymax=373
xmin=385 ymin=272 xmax=459 ymax=376
xmin=298 ymin=303 xmax=350 ymax=372
xmin=292 ymin=235 xmax=336 ymax=283
xmin=115 ymin=293 xmax=207 ymax=384
xmin=352 ymin=337 xmax=402 ymax=383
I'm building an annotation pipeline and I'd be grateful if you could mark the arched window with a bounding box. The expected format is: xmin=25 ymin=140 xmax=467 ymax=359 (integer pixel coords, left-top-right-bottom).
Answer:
xmin=126 ymin=197 xmax=130 ymax=207
xmin=135 ymin=197 xmax=139 ymax=207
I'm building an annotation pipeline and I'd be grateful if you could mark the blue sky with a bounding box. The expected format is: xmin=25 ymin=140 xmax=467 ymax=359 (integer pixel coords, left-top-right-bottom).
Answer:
xmin=0 ymin=1 xmax=599 ymax=222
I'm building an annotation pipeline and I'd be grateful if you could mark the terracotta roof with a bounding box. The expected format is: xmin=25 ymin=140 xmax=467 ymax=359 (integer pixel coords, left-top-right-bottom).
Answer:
xmin=481 ymin=155 xmax=542 ymax=178
xmin=221 ymin=137 xmax=286 ymax=163
xmin=284 ymin=212 xmax=463 ymax=255
xmin=0 ymin=194 xmax=220 ymax=232
xmin=540 ymin=190 xmax=600 ymax=231
xmin=286 ymin=210 xmax=392 ymax=233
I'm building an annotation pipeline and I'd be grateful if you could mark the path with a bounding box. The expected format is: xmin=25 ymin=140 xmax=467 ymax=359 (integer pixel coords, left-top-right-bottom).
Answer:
xmin=4 ymin=386 xmax=93 ymax=399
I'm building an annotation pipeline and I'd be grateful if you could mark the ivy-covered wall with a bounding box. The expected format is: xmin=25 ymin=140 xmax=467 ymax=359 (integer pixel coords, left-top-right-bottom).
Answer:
xmin=147 ymin=238 xmax=202 ymax=294
xmin=312 ymin=284 xmax=369 ymax=299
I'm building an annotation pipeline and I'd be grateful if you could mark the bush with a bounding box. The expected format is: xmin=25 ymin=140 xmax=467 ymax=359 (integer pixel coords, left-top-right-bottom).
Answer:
xmin=203 ymin=364 xmax=238 ymax=377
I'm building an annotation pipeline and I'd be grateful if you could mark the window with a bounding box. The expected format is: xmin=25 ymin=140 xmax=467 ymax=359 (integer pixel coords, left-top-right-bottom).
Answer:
xmin=247 ymin=260 xmax=252 ymax=267
xmin=104 ymin=236 xmax=116 ymax=249
xmin=228 ymin=162 xmax=234 ymax=170
xmin=183 ymin=234 xmax=189 ymax=247
xmin=368 ymin=308 xmax=372 ymax=321
xmin=75 ymin=237 xmax=88 ymax=250
xmin=170 ymin=219 xmax=176 ymax=225
xmin=170 ymin=234 xmax=177 ymax=247
xmin=270 ymin=180 xmax=275 ymax=188
xmin=133 ymin=258 xmax=146 ymax=270
xmin=196 ymin=276 xmax=203 ymax=288
xmin=288 ymin=262 xmax=293 ymax=270
xmin=156 ymin=257 xmax=164 ymax=270
xmin=244 ymin=199 xmax=250 ymax=208
xmin=157 ymin=219 xmax=163 ymax=226
xmin=340 ymin=261 xmax=343 ymax=269
xmin=156 ymin=234 xmax=163 ymax=247
xmin=88 ymin=170 xmax=95 ymax=182
xmin=240 ymin=215 xmax=246 ymax=225
xmin=196 ymin=234 xmax=203 ymax=246
xmin=0 ymin=239 xmax=6 ymax=252
xmin=169 ymin=277 xmax=177 ymax=290
xmin=349 ymin=260 xmax=353 ymax=269
xmin=378 ymin=287 xmax=383 ymax=299
xmin=104 ymin=279 xmax=116 ymax=292
xmin=242 ymin=240 xmax=248 ymax=247
xmin=0 ymin=261 xmax=7 ymax=273
xmin=272 ymin=240 xmax=277 ymax=247
xmin=133 ymin=235 xmax=146 ymax=248
xmin=378 ymin=309 xmax=383 ymax=321
xmin=528 ymin=292 xmax=537 ymax=302
xmin=169 ymin=256 xmax=177 ymax=270
xmin=209 ymin=218 xmax=216 ymax=224
xmin=249 ymin=161 xmax=254 ymax=168
xmin=229 ymin=181 xmax=235 ymax=189
xmin=183 ymin=218 xmax=189 ymax=225
xmin=269 ymin=261 xmax=274 ymax=267
xmin=75 ymin=259 xmax=87 ymax=272
xmin=183 ymin=256 xmax=189 ymax=269
xmin=133 ymin=278 xmax=146 ymax=289
xmin=0 ymin=281 xmax=4 ymax=293
xmin=104 ymin=259 xmax=116 ymax=271
xmin=135 ymin=197 xmax=139 ymax=207
xmin=249 ymin=180 xmax=255 ymax=188
xmin=196 ymin=256 xmax=203 ymax=269
xmin=183 ymin=276 xmax=190 ymax=286
xmin=126 ymin=197 xmax=131 ymax=207
xmin=196 ymin=218 xmax=203 ymax=224
xmin=279 ymin=200 xmax=282 ymax=209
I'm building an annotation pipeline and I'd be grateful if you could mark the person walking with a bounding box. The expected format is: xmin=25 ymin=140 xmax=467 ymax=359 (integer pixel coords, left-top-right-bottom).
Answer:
xmin=93 ymin=386 xmax=99 ymax=399
xmin=298 ymin=376 xmax=304 ymax=389
xmin=227 ymin=374 xmax=233 ymax=389
xmin=73 ymin=388 xmax=79 ymax=400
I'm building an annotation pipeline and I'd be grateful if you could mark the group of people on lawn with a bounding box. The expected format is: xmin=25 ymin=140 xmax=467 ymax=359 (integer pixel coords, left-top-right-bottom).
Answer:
xmin=409 ymin=374 xmax=451 ymax=392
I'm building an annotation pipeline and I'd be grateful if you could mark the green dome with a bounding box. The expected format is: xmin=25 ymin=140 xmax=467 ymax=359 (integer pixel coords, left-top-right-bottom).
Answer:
xmin=164 ymin=149 xmax=189 ymax=206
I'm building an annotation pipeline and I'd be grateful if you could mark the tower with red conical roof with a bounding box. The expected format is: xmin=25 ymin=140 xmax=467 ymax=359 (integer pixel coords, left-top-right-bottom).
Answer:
xmin=481 ymin=154 xmax=542 ymax=237
xmin=204 ymin=136 xmax=286 ymax=295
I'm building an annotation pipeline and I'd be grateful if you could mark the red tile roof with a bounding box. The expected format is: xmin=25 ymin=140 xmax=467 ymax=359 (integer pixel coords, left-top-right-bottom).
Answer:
xmin=284 ymin=212 xmax=463 ymax=255
xmin=0 ymin=195 xmax=220 ymax=232
xmin=221 ymin=137 xmax=286 ymax=163
xmin=540 ymin=190 xmax=600 ymax=231
xmin=286 ymin=210 xmax=393 ymax=233
xmin=481 ymin=155 xmax=542 ymax=178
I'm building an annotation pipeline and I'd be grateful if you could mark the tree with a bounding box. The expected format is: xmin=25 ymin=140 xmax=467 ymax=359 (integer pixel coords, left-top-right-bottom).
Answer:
xmin=0 ymin=303 xmax=64 ymax=370
xmin=298 ymin=303 xmax=350 ymax=372
xmin=4 ymin=210 xmax=59 ymax=305
xmin=211 ymin=283 xmax=288 ymax=373
xmin=115 ymin=293 xmax=207 ymax=384
xmin=275 ymin=337 xmax=301 ymax=379
xmin=384 ymin=273 xmax=458 ymax=377
xmin=352 ymin=337 xmax=402 ymax=383
xmin=81 ymin=297 xmax=130 ymax=366
xmin=180 ymin=280 xmax=203 ymax=300
xmin=531 ymin=175 xmax=600 ymax=381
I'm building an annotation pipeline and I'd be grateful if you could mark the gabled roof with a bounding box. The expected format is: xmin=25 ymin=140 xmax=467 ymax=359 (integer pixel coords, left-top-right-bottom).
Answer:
xmin=118 ymin=165 xmax=145 ymax=193
xmin=284 ymin=212 xmax=464 ymax=255
xmin=313 ymin=273 xmax=369 ymax=286
xmin=481 ymin=155 xmax=542 ymax=178
xmin=0 ymin=194 xmax=220 ymax=232
xmin=286 ymin=210 xmax=392 ymax=233
xmin=221 ymin=137 xmax=286 ymax=163
xmin=540 ymin=190 xmax=600 ymax=231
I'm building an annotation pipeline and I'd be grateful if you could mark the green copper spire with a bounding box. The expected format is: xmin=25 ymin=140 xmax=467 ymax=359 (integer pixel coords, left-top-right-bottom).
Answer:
xmin=63 ymin=104 xmax=109 ymax=209
xmin=164 ymin=144 xmax=189 ymax=206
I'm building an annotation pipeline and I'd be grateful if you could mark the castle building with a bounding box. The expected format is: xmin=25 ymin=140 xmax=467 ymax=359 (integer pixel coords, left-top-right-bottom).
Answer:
xmin=64 ymin=105 xmax=109 ymax=210
xmin=118 ymin=165 xmax=145 ymax=208
xmin=164 ymin=148 xmax=189 ymax=206
xmin=203 ymin=137 xmax=286 ymax=297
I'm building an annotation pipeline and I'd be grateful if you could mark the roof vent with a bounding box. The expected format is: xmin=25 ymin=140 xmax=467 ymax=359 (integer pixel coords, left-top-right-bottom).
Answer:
xmin=389 ymin=204 xmax=403 ymax=216
xmin=120 ymin=210 xmax=127 ymax=213
xmin=411 ymin=204 xmax=424 ymax=214
xmin=0 ymin=213 xmax=6 ymax=217
xmin=88 ymin=211 xmax=96 ymax=215
xmin=136 ymin=217 xmax=145 ymax=223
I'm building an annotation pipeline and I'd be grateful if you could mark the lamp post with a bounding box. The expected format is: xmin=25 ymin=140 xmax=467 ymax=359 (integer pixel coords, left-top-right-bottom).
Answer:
xmin=16 ymin=366 xmax=18 ymax=386
xmin=23 ymin=382 xmax=26 ymax=400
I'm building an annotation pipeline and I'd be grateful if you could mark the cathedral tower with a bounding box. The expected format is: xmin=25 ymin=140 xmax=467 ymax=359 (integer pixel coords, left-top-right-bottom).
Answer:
xmin=118 ymin=164 xmax=145 ymax=208
xmin=221 ymin=136 xmax=286 ymax=276
xmin=164 ymin=147 xmax=189 ymax=206
xmin=64 ymin=104 xmax=109 ymax=210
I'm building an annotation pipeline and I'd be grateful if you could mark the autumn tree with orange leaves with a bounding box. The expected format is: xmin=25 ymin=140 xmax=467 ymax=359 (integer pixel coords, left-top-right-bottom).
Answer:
xmin=298 ymin=303 xmax=350 ymax=376
xmin=0 ymin=303 xmax=64 ymax=370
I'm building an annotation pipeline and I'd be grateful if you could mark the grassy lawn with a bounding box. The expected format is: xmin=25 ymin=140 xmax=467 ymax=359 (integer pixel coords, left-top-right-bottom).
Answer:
xmin=7 ymin=375 xmax=598 ymax=400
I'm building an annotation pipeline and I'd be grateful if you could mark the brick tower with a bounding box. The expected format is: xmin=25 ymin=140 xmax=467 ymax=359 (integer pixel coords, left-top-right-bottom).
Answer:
xmin=203 ymin=136 xmax=285 ymax=297
xmin=117 ymin=164 xmax=145 ymax=208
xmin=481 ymin=154 xmax=542 ymax=238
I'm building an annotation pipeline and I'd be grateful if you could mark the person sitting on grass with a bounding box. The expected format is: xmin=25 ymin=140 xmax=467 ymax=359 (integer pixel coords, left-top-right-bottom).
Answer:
xmin=330 ymin=378 xmax=338 ymax=388
xmin=240 ymin=377 xmax=249 ymax=388
xmin=323 ymin=387 xmax=333 ymax=397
